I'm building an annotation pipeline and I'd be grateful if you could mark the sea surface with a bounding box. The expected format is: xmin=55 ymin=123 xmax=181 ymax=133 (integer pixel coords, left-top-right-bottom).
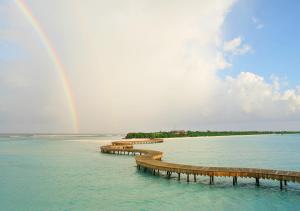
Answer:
xmin=1 ymin=134 xmax=300 ymax=211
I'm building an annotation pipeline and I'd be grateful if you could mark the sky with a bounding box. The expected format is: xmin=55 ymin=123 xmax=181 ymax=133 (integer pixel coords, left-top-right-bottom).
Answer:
xmin=0 ymin=0 xmax=300 ymax=133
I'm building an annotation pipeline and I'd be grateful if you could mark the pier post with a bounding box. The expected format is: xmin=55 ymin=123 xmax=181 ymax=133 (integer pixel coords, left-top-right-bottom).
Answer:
xmin=167 ymin=171 xmax=171 ymax=179
xmin=178 ymin=173 xmax=181 ymax=181
xmin=284 ymin=180 xmax=287 ymax=186
xmin=194 ymin=174 xmax=196 ymax=182
xmin=187 ymin=174 xmax=190 ymax=182
xmin=233 ymin=176 xmax=237 ymax=186
xmin=153 ymin=169 xmax=155 ymax=175
xmin=209 ymin=176 xmax=213 ymax=185
xmin=280 ymin=180 xmax=283 ymax=190
xmin=255 ymin=178 xmax=260 ymax=186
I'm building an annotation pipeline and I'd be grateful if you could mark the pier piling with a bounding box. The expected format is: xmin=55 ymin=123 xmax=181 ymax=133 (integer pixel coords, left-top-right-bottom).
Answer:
xmin=209 ymin=176 xmax=214 ymax=185
xmin=167 ymin=171 xmax=171 ymax=179
xmin=233 ymin=176 xmax=238 ymax=186
xmin=255 ymin=178 xmax=260 ymax=186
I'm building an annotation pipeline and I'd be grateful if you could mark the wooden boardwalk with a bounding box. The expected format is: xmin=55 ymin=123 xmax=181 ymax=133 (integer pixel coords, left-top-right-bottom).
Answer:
xmin=100 ymin=139 xmax=300 ymax=189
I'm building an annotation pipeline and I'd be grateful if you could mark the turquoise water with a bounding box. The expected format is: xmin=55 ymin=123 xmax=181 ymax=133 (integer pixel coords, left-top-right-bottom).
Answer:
xmin=1 ymin=134 xmax=300 ymax=210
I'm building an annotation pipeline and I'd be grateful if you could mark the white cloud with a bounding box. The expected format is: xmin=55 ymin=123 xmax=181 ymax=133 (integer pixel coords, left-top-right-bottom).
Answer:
xmin=256 ymin=24 xmax=264 ymax=29
xmin=252 ymin=17 xmax=259 ymax=23
xmin=215 ymin=53 xmax=232 ymax=69
xmin=252 ymin=16 xmax=264 ymax=29
xmin=221 ymin=72 xmax=300 ymax=118
xmin=297 ymin=86 xmax=300 ymax=94
xmin=223 ymin=37 xmax=252 ymax=55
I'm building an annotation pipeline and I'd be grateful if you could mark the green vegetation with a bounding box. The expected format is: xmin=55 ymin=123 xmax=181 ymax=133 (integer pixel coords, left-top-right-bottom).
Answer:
xmin=125 ymin=130 xmax=300 ymax=139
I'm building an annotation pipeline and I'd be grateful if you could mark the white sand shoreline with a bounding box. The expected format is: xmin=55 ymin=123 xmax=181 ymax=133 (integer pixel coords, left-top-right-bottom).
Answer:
xmin=105 ymin=134 xmax=281 ymax=141
xmin=70 ymin=133 xmax=285 ymax=144
xmin=162 ymin=133 xmax=281 ymax=141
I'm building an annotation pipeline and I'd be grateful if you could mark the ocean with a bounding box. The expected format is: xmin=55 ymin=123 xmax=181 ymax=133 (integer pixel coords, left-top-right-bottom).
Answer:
xmin=1 ymin=134 xmax=300 ymax=210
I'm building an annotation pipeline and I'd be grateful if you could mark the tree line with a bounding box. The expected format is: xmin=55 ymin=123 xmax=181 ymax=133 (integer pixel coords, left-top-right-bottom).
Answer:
xmin=125 ymin=131 xmax=300 ymax=139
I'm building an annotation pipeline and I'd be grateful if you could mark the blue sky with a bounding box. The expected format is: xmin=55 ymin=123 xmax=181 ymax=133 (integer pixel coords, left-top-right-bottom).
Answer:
xmin=222 ymin=0 xmax=300 ymax=88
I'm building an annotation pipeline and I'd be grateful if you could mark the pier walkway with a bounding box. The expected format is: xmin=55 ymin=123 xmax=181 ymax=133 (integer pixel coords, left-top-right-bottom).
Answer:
xmin=100 ymin=139 xmax=300 ymax=189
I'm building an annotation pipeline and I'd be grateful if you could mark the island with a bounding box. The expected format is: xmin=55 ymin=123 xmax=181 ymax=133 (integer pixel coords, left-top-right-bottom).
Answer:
xmin=125 ymin=130 xmax=300 ymax=139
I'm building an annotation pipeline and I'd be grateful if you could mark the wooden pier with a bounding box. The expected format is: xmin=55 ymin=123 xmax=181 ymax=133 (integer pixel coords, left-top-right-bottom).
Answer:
xmin=100 ymin=139 xmax=300 ymax=190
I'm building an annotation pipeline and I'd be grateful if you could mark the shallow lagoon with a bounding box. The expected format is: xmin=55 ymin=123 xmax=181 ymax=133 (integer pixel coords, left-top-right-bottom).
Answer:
xmin=1 ymin=134 xmax=300 ymax=210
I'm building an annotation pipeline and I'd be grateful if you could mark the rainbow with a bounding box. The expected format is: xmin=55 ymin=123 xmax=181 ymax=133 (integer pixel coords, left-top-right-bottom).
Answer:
xmin=15 ymin=0 xmax=79 ymax=132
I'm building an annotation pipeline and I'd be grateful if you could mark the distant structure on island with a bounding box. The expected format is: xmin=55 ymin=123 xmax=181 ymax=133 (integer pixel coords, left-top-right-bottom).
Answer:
xmin=170 ymin=130 xmax=187 ymax=136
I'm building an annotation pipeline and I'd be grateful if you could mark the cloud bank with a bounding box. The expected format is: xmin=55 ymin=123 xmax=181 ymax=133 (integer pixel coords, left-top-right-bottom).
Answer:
xmin=0 ymin=0 xmax=300 ymax=133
